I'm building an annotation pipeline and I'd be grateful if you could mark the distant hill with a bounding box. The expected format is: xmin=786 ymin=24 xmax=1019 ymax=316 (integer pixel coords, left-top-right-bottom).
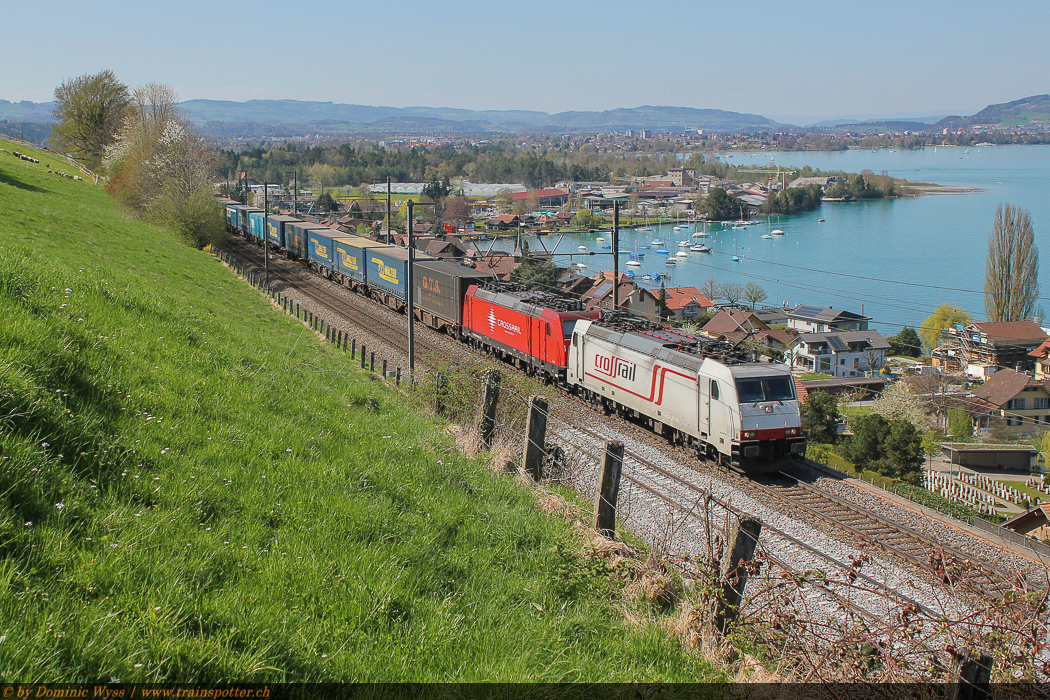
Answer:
xmin=0 ymin=99 xmax=54 ymax=122
xmin=934 ymin=95 xmax=1050 ymax=129
xmin=179 ymin=99 xmax=788 ymax=133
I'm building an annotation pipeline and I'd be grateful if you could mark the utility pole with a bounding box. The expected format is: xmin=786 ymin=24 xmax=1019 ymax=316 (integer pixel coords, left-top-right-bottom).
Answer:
xmin=405 ymin=199 xmax=437 ymax=378
xmin=263 ymin=181 xmax=269 ymax=290
xmin=612 ymin=200 xmax=620 ymax=310
xmin=386 ymin=177 xmax=392 ymax=243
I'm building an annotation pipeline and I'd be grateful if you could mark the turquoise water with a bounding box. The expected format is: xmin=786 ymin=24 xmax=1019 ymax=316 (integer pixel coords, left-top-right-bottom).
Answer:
xmin=523 ymin=145 xmax=1050 ymax=334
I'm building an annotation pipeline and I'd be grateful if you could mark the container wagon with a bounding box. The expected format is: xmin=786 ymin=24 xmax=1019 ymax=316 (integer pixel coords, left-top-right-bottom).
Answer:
xmin=411 ymin=261 xmax=487 ymax=334
xmin=363 ymin=245 xmax=434 ymax=311
xmin=265 ymin=214 xmax=298 ymax=250
xmin=248 ymin=211 xmax=266 ymax=241
xmin=285 ymin=222 xmax=328 ymax=260
xmin=237 ymin=207 xmax=263 ymax=237
xmin=332 ymin=235 xmax=384 ymax=292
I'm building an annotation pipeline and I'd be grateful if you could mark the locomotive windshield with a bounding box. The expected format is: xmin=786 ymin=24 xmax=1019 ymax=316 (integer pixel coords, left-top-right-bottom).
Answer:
xmin=735 ymin=375 xmax=795 ymax=403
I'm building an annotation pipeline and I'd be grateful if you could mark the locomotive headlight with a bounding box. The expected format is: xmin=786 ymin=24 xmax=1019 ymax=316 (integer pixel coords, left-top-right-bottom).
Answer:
xmin=743 ymin=430 xmax=757 ymax=439
xmin=785 ymin=427 xmax=799 ymax=436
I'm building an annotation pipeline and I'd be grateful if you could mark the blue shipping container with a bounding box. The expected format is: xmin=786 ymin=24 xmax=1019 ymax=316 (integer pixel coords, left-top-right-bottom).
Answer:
xmin=225 ymin=205 xmax=241 ymax=229
xmin=265 ymin=215 xmax=297 ymax=248
xmin=285 ymin=222 xmax=326 ymax=258
xmin=365 ymin=246 xmax=434 ymax=302
xmin=333 ymin=235 xmax=383 ymax=285
xmin=307 ymin=229 xmax=339 ymax=272
xmin=238 ymin=207 xmax=262 ymax=235
xmin=248 ymin=211 xmax=266 ymax=240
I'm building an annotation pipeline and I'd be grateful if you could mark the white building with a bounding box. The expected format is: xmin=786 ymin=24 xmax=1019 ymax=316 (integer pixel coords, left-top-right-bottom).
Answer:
xmin=788 ymin=330 xmax=890 ymax=378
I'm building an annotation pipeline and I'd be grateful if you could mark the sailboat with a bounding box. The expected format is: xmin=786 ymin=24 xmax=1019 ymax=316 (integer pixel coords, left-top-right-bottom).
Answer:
xmin=731 ymin=241 xmax=740 ymax=263
xmin=637 ymin=214 xmax=654 ymax=232
xmin=691 ymin=243 xmax=710 ymax=252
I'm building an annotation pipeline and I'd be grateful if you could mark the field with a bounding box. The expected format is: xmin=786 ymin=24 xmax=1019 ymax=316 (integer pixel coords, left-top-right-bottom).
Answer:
xmin=0 ymin=139 xmax=719 ymax=682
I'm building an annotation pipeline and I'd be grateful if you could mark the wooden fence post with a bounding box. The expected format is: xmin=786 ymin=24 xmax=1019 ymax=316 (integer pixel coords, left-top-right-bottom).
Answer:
xmin=594 ymin=441 xmax=624 ymax=537
xmin=478 ymin=370 xmax=502 ymax=450
xmin=434 ymin=372 xmax=448 ymax=415
xmin=351 ymin=339 xmax=356 ymax=359
xmin=370 ymin=352 xmax=375 ymax=374
xmin=383 ymin=359 xmax=388 ymax=379
xmin=714 ymin=516 xmax=762 ymax=635
xmin=396 ymin=368 xmax=401 ymax=387
xmin=360 ymin=345 xmax=366 ymax=369
xmin=951 ymin=651 xmax=993 ymax=700
xmin=522 ymin=396 xmax=549 ymax=482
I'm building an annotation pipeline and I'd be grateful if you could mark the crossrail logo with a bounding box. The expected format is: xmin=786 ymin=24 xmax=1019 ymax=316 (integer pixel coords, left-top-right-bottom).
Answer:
xmin=593 ymin=352 xmax=637 ymax=382
xmin=488 ymin=307 xmax=521 ymax=335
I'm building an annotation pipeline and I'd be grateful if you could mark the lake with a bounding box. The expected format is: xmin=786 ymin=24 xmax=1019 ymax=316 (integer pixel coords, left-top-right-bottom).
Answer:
xmin=521 ymin=145 xmax=1050 ymax=335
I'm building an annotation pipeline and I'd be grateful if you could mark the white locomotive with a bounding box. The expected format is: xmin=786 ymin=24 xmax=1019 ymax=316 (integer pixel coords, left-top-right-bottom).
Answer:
xmin=567 ymin=314 xmax=805 ymax=472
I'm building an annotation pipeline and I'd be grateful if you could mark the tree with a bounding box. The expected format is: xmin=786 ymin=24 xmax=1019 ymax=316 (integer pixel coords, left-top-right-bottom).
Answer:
xmin=102 ymin=83 xmax=221 ymax=248
xmin=658 ymin=282 xmax=668 ymax=316
xmin=443 ymin=196 xmax=471 ymax=231
xmin=511 ymin=255 xmax=562 ymax=294
xmin=919 ymin=303 xmax=972 ymax=354
xmin=887 ymin=327 xmax=922 ymax=357
xmin=700 ymin=277 xmax=722 ymax=304
xmin=947 ymin=408 xmax=973 ymax=441
xmin=721 ymin=282 xmax=744 ymax=307
xmin=743 ymin=282 xmax=767 ymax=309
xmin=316 ymin=192 xmax=337 ymax=212
xmin=843 ymin=414 xmax=923 ymax=483
xmin=801 ymin=391 xmax=839 ymax=445
xmin=51 ymin=70 xmax=130 ymax=169
xmin=494 ymin=188 xmax=514 ymax=215
xmin=880 ymin=419 xmax=924 ymax=483
xmin=699 ymin=188 xmax=746 ymax=221
xmin=985 ymin=203 xmax=1039 ymax=322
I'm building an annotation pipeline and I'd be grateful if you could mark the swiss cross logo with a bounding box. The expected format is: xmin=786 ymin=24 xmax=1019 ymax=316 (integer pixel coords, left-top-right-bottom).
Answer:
xmin=487 ymin=307 xmax=521 ymax=335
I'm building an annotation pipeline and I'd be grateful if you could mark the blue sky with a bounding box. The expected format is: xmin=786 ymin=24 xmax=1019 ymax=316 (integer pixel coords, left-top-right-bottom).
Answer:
xmin=3 ymin=0 xmax=1048 ymax=124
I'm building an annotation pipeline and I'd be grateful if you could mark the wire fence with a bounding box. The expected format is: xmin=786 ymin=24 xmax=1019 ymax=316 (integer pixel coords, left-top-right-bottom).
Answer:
xmin=219 ymin=245 xmax=1050 ymax=684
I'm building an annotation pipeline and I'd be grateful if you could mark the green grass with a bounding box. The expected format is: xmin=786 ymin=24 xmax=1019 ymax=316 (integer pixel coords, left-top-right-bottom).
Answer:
xmin=0 ymin=139 xmax=720 ymax=682
xmin=800 ymin=372 xmax=834 ymax=380
xmin=839 ymin=406 xmax=871 ymax=422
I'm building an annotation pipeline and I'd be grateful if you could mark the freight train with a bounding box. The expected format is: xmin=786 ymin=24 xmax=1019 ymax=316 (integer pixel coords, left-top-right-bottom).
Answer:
xmin=223 ymin=202 xmax=805 ymax=471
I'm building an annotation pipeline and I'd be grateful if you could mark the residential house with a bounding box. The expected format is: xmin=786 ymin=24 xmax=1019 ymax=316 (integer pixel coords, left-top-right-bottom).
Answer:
xmin=783 ymin=305 xmax=870 ymax=333
xmin=662 ymin=287 xmax=715 ymax=322
xmin=943 ymin=321 xmax=1048 ymax=378
xmin=1002 ymin=505 xmax=1050 ymax=542
xmin=702 ymin=309 xmax=797 ymax=350
xmin=581 ymin=272 xmax=661 ymax=321
xmin=788 ymin=330 xmax=890 ymax=378
xmin=1031 ymin=339 xmax=1050 ymax=380
xmin=485 ymin=214 xmax=521 ymax=230
xmin=972 ymin=369 xmax=1050 ymax=436
xmin=558 ymin=272 xmax=595 ymax=297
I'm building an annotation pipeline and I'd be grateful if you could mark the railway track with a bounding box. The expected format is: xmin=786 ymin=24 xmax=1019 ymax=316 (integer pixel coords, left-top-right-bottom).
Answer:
xmin=217 ymin=232 xmax=1042 ymax=608
xmin=758 ymin=471 xmax=1043 ymax=600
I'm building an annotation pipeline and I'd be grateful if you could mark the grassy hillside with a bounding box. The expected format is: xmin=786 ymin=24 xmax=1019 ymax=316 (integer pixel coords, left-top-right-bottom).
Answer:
xmin=0 ymin=140 xmax=718 ymax=682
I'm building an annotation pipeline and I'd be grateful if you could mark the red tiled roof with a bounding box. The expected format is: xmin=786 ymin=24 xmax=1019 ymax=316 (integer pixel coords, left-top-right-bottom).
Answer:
xmin=1030 ymin=339 xmax=1050 ymax=359
xmin=703 ymin=309 xmax=769 ymax=334
xmin=508 ymin=188 xmax=569 ymax=201
xmin=661 ymin=286 xmax=715 ymax=311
